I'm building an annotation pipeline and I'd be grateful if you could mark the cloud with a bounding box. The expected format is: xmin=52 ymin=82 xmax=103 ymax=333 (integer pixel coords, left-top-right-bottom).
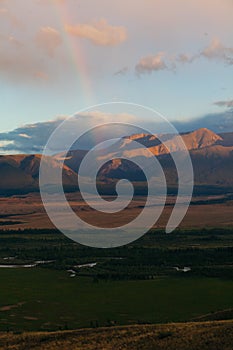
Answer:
xmin=134 ymin=38 xmax=233 ymax=76
xmin=0 ymin=119 xmax=64 ymax=153
xmin=176 ymin=53 xmax=196 ymax=64
xmin=0 ymin=111 xmax=139 ymax=154
xmin=213 ymin=99 xmax=233 ymax=108
xmin=2 ymin=108 xmax=233 ymax=154
xmin=176 ymin=38 xmax=233 ymax=67
xmin=0 ymin=27 xmax=61 ymax=82
xmin=39 ymin=0 xmax=66 ymax=4
xmin=65 ymin=19 xmax=127 ymax=46
xmin=114 ymin=66 xmax=128 ymax=76
xmin=0 ymin=41 xmax=49 ymax=82
xmin=34 ymin=71 xmax=49 ymax=80
xmin=201 ymin=38 xmax=233 ymax=65
xmin=174 ymin=109 xmax=233 ymax=134
xmin=18 ymin=133 xmax=32 ymax=139
xmin=8 ymin=35 xmax=23 ymax=48
xmin=0 ymin=6 xmax=23 ymax=28
xmin=36 ymin=26 xmax=62 ymax=57
xmin=135 ymin=52 xmax=167 ymax=75
xmin=39 ymin=0 xmax=65 ymax=3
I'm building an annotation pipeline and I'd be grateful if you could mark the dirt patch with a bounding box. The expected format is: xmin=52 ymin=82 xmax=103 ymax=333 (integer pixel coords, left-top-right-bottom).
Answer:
xmin=23 ymin=316 xmax=38 ymax=321
xmin=0 ymin=302 xmax=25 ymax=312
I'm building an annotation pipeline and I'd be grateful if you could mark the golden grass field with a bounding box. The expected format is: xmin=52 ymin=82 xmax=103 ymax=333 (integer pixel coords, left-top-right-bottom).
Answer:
xmin=0 ymin=320 xmax=232 ymax=350
xmin=0 ymin=193 xmax=233 ymax=230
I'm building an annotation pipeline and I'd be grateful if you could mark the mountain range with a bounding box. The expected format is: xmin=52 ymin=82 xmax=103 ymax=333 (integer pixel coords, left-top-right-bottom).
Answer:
xmin=0 ymin=128 xmax=233 ymax=196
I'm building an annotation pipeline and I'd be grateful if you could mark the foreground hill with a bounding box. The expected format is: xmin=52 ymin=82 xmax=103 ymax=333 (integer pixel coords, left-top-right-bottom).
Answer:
xmin=0 ymin=321 xmax=232 ymax=350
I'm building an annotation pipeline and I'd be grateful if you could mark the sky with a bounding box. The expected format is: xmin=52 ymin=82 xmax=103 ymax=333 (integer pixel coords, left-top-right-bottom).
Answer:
xmin=0 ymin=0 xmax=233 ymax=153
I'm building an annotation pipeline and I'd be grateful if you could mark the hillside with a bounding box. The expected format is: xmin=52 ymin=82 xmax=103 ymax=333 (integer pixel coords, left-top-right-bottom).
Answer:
xmin=0 ymin=154 xmax=78 ymax=194
xmin=0 ymin=321 xmax=232 ymax=350
xmin=95 ymin=128 xmax=233 ymax=188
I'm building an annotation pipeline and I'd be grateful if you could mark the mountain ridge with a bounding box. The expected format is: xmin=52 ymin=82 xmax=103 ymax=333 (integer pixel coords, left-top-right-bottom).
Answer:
xmin=0 ymin=128 xmax=233 ymax=195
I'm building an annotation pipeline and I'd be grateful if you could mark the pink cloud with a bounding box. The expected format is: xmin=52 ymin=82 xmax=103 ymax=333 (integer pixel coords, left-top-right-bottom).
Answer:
xmin=135 ymin=52 xmax=167 ymax=75
xmin=201 ymin=38 xmax=233 ymax=65
xmin=0 ymin=6 xmax=23 ymax=28
xmin=65 ymin=19 xmax=127 ymax=46
xmin=0 ymin=34 xmax=49 ymax=82
xmin=135 ymin=37 xmax=233 ymax=76
xmin=36 ymin=26 xmax=62 ymax=57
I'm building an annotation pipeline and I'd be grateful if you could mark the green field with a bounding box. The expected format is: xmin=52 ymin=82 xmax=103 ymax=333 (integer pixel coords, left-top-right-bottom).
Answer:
xmin=0 ymin=268 xmax=233 ymax=332
xmin=0 ymin=228 xmax=232 ymax=333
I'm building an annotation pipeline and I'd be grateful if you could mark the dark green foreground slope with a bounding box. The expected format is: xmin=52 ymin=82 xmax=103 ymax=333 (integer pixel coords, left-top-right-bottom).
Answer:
xmin=0 ymin=229 xmax=232 ymax=332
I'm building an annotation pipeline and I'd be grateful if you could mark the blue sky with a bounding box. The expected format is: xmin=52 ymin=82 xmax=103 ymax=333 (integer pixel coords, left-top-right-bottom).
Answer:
xmin=0 ymin=0 xmax=233 ymax=152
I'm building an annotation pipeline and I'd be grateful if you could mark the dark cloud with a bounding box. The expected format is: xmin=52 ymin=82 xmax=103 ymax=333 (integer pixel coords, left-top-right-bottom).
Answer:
xmin=213 ymin=99 xmax=233 ymax=108
xmin=0 ymin=118 xmax=64 ymax=154
xmin=114 ymin=66 xmax=128 ymax=76
xmin=1 ymin=109 xmax=233 ymax=155
xmin=0 ymin=112 xmax=140 ymax=154
xmin=173 ymin=109 xmax=233 ymax=133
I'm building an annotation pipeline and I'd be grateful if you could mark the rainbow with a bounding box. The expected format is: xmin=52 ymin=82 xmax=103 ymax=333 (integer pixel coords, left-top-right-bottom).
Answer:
xmin=51 ymin=2 xmax=94 ymax=106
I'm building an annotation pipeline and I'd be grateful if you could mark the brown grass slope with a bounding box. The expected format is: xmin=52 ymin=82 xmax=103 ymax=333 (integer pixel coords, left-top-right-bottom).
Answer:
xmin=0 ymin=320 xmax=232 ymax=350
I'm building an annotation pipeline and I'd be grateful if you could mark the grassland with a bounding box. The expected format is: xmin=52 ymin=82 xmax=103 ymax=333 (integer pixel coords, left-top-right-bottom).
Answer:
xmin=0 ymin=193 xmax=233 ymax=230
xmin=0 ymin=269 xmax=233 ymax=332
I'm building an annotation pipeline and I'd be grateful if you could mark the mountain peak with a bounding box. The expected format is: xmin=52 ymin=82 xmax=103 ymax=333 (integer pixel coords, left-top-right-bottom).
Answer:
xmin=182 ymin=128 xmax=222 ymax=150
